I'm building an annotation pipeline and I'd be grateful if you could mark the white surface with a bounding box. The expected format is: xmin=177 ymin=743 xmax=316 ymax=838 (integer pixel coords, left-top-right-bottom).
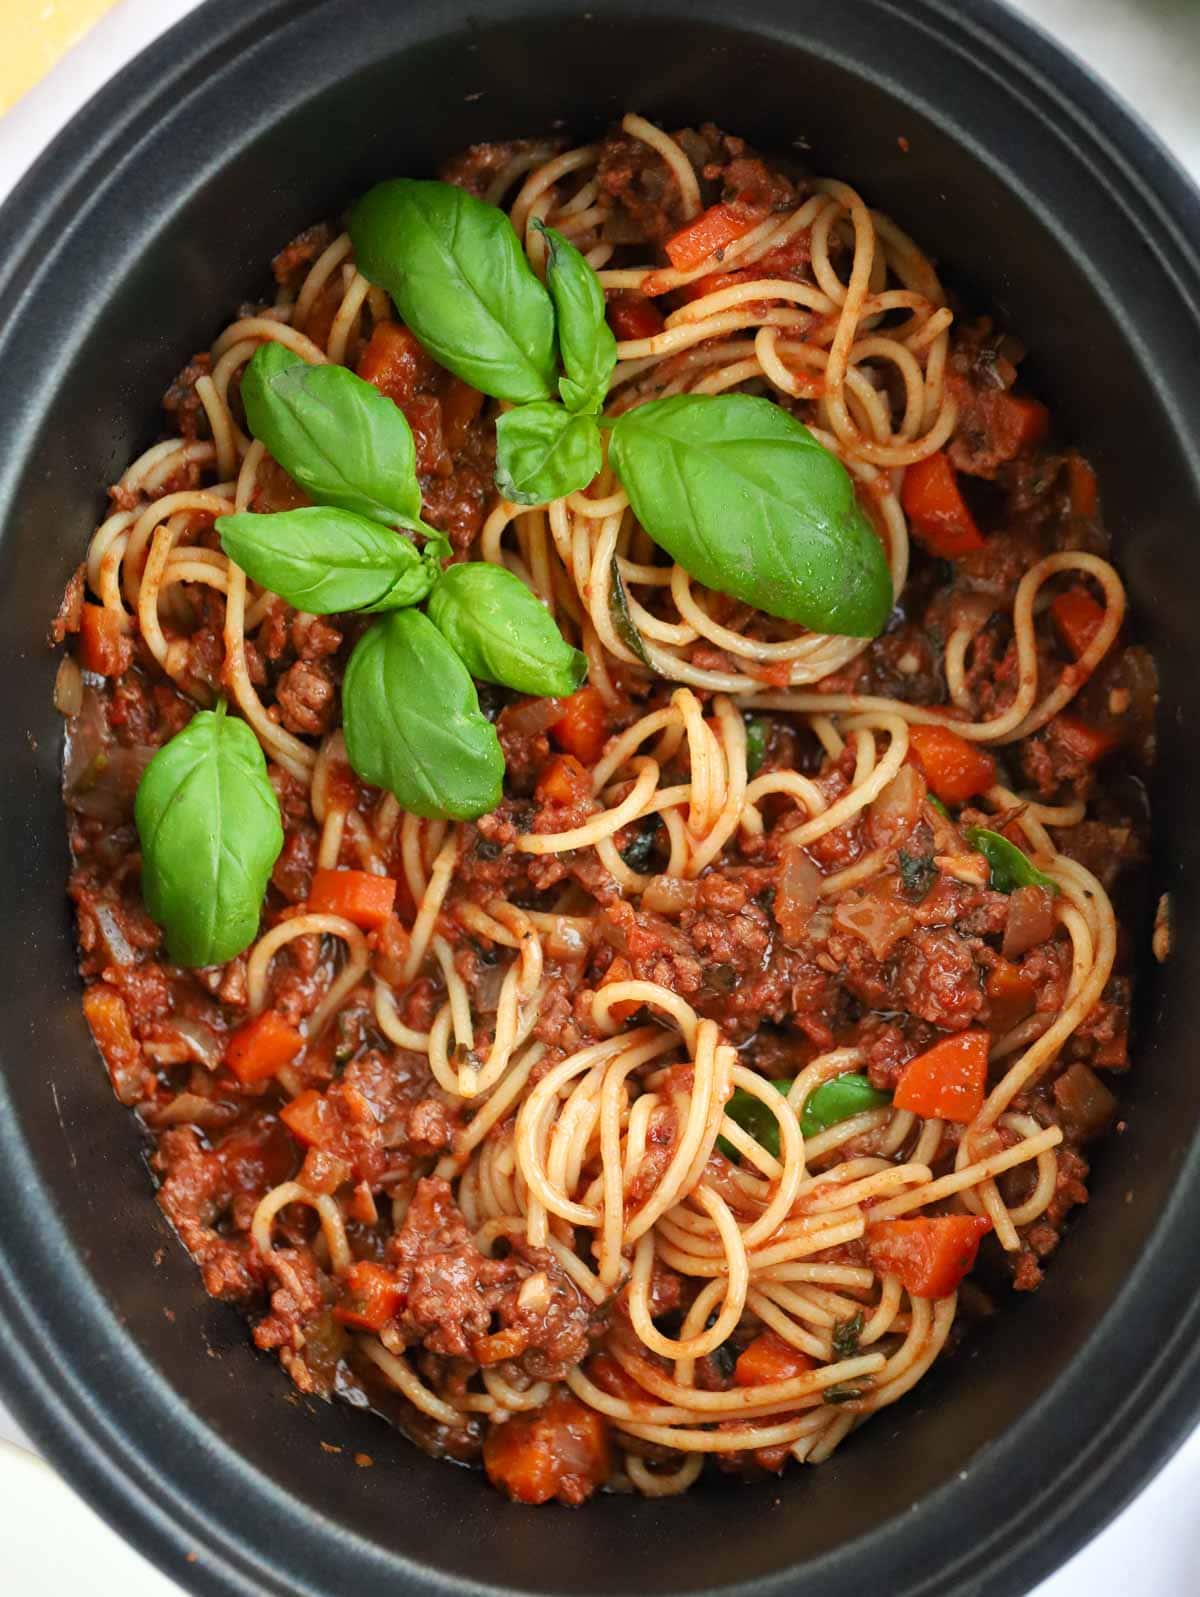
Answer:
xmin=1 ymin=1 xmax=1199 ymax=1593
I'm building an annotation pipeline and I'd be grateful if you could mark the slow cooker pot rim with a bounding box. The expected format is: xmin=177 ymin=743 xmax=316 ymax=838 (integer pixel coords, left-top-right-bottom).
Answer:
xmin=0 ymin=3 xmax=1199 ymax=1596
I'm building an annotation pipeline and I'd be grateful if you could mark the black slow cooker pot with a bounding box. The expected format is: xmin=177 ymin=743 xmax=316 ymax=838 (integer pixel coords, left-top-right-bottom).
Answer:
xmin=0 ymin=2 xmax=1198 ymax=1594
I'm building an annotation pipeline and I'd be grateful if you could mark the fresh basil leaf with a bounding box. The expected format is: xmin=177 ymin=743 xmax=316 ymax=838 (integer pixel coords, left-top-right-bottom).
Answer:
xmin=217 ymin=507 xmax=441 ymax=615
xmin=831 ymin=1311 xmax=864 ymax=1360
xmin=897 ymin=847 xmax=936 ymax=902
xmin=927 ymin=793 xmax=949 ymax=817
xmin=534 ymin=221 xmax=617 ymax=415
xmin=717 ymin=1079 xmax=793 ymax=1161
xmin=241 ymin=343 xmax=424 ymax=527
xmin=618 ymin=816 xmax=662 ymax=872
xmin=426 ymin=561 xmax=587 ymax=697
xmin=608 ymin=557 xmax=652 ymax=667
xmin=134 ymin=703 xmax=282 ymax=967
xmin=342 ymin=609 xmax=503 ymax=820
xmin=965 ymin=827 xmax=1059 ymax=895
xmin=745 ymin=717 xmax=769 ymax=776
xmin=800 ymin=1073 xmax=892 ymax=1137
xmin=495 ymin=404 xmax=602 ymax=506
xmin=609 ymin=393 xmax=893 ymax=637
xmin=349 ymin=179 xmax=556 ymax=404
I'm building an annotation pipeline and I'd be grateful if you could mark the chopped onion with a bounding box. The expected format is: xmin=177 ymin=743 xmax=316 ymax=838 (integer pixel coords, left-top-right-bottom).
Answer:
xmin=775 ymin=843 xmax=823 ymax=946
xmin=499 ymin=696 xmax=565 ymax=738
xmin=53 ymin=655 xmax=83 ymax=717
xmin=641 ymin=876 xmax=699 ymax=917
xmin=834 ymin=892 xmax=914 ymax=960
xmin=91 ymin=902 xmax=136 ymax=967
xmin=165 ymin=1017 xmax=224 ymax=1072
xmin=1002 ymin=885 xmax=1056 ymax=960
xmin=146 ymin=1092 xmax=239 ymax=1130
xmin=868 ymin=765 xmax=925 ymax=848
xmin=1052 ymin=1063 xmax=1117 ymax=1141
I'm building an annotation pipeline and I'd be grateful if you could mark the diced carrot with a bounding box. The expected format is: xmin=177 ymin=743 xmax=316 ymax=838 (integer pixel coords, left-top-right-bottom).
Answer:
xmin=981 ymin=390 xmax=1050 ymax=456
xmin=225 ymin=1010 xmax=304 ymax=1086
xmin=599 ymin=956 xmax=640 ymax=1023
xmin=1053 ymin=713 xmax=1120 ymax=764
xmin=734 ymin=1330 xmax=814 ymax=1387
xmin=1050 ymin=590 xmax=1106 ymax=660
xmin=606 ymin=293 xmax=665 ymax=341
xmin=355 ymin=321 xmax=435 ymax=405
xmin=483 ymin=1393 xmax=612 ymax=1505
xmin=535 ymin=753 xmax=591 ymax=807
xmin=907 ymin=724 xmax=996 ymax=806
xmin=78 ymin=604 xmax=133 ymax=677
xmin=308 ymin=868 xmax=397 ymax=930
xmin=333 ymin=1260 xmax=406 ymax=1331
xmin=664 ymin=203 xmax=761 ymax=272
xmin=550 ymin=685 xmax=608 ymax=765
xmin=900 ymin=451 xmax=986 ymax=557
xmin=892 ymin=1031 xmax=990 ymax=1123
xmin=82 ymin=984 xmax=143 ymax=1104
xmin=279 ymin=1087 xmax=328 ymax=1147
xmin=867 ymin=1215 xmax=992 ymax=1298
xmin=985 ymin=959 xmax=1036 ymax=1033
xmin=1066 ymin=453 xmax=1098 ymax=518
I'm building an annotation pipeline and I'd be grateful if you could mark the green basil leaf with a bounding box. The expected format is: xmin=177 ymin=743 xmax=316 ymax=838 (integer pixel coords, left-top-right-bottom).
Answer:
xmin=965 ymin=827 xmax=1059 ymax=895
xmin=426 ymin=561 xmax=586 ymax=697
xmin=608 ymin=393 xmax=893 ymax=637
xmin=134 ymin=703 xmax=282 ymax=967
xmin=744 ymin=717 xmax=769 ymax=776
xmin=717 ymin=1079 xmax=794 ymax=1161
xmin=800 ymin=1074 xmax=891 ymax=1137
xmin=241 ymin=343 xmax=425 ymax=528
xmin=342 ymin=609 xmax=504 ymax=820
xmin=897 ymin=847 xmax=936 ymax=901
xmin=534 ymin=221 xmax=617 ymax=415
xmin=608 ymin=557 xmax=652 ymax=667
xmin=349 ymin=179 xmax=556 ymax=403
xmin=927 ymin=793 xmax=949 ymax=817
xmin=217 ymin=507 xmax=441 ymax=614
xmin=494 ymin=404 xmax=602 ymax=506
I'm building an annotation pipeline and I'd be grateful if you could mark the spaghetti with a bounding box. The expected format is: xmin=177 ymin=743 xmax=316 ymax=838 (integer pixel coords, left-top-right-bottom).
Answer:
xmin=58 ymin=117 xmax=1153 ymax=1505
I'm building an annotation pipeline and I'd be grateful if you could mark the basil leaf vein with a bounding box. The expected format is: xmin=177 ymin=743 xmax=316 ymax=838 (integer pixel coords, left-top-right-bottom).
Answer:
xmin=608 ymin=393 xmax=893 ymax=637
xmin=218 ymin=507 xmax=442 ymax=614
xmin=426 ymin=561 xmax=586 ymax=697
xmin=535 ymin=221 xmax=617 ymax=415
xmin=241 ymin=343 xmax=424 ymax=527
xmin=342 ymin=609 xmax=504 ymax=820
xmin=495 ymin=403 xmax=602 ymax=505
xmin=134 ymin=703 xmax=283 ymax=967
xmin=349 ymin=179 xmax=557 ymax=404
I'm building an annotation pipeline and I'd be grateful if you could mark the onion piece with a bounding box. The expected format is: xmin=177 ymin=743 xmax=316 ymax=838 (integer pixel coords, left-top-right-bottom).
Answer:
xmin=1002 ymin=884 xmax=1057 ymax=960
xmin=146 ymin=1092 xmax=240 ymax=1130
xmin=1052 ymin=1063 xmax=1117 ymax=1141
xmin=54 ymin=655 xmax=84 ymax=717
xmin=498 ymin=696 xmax=565 ymax=738
xmin=165 ymin=1017 xmax=225 ymax=1071
xmin=775 ymin=843 xmax=823 ymax=946
xmin=834 ymin=890 xmax=914 ymax=960
xmin=868 ymin=765 xmax=925 ymax=848
xmin=641 ymin=876 xmax=699 ymax=917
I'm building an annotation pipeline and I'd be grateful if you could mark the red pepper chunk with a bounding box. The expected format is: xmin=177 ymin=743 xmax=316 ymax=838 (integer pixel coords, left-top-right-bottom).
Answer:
xmin=901 ymin=451 xmax=985 ymax=557
xmin=907 ymin=724 xmax=996 ymax=806
xmin=735 ymin=1330 xmax=814 ymax=1387
xmin=1052 ymin=713 xmax=1120 ymax=764
xmin=483 ymin=1393 xmax=612 ymax=1506
xmin=664 ymin=203 xmax=760 ymax=272
xmin=893 ymin=1031 xmax=990 ymax=1123
xmin=279 ymin=1087 xmax=330 ymax=1147
xmin=226 ymin=1010 xmax=304 ymax=1086
xmin=981 ymin=390 xmax=1049 ymax=457
xmin=78 ymin=604 xmax=133 ymax=677
xmin=333 ymin=1261 xmax=405 ymax=1331
xmin=605 ymin=292 xmax=664 ymax=341
xmin=1066 ymin=454 xmax=1098 ymax=518
xmin=355 ymin=321 xmax=436 ymax=404
xmin=867 ymin=1215 xmax=992 ymax=1298
xmin=550 ymin=686 xmax=609 ymax=766
xmin=1050 ymin=590 xmax=1106 ymax=660
xmin=309 ymin=868 xmax=397 ymax=930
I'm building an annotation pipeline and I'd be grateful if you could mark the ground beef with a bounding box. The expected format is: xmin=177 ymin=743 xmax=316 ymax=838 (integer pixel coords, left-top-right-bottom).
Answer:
xmin=893 ymin=927 xmax=986 ymax=1030
xmin=275 ymin=660 xmax=337 ymax=736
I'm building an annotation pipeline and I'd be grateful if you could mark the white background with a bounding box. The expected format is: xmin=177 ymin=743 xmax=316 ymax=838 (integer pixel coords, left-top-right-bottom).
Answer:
xmin=1 ymin=1 xmax=1198 ymax=1592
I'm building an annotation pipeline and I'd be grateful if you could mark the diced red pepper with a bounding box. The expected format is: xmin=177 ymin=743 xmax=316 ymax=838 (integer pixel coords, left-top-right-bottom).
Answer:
xmin=1066 ymin=453 xmax=1098 ymax=518
xmin=355 ymin=321 xmax=436 ymax=405
xmin=78 ymin=604 xmax=132 ymax=677
xmin=1050 ymin=590 xmax=1106 ymax=660
xmin=279 ymin=1087 xmax=330 ymax=1147
xmin=225 ymin=1010 xmax=304 ymax=1085
xmin=901 ymin=452 xmax=986 ymax=557
xmin=606 ymin=293 xmax=664 ymax=341
xmin=893 ymin=1031 xmax=990 ymax=1123
xmin=734 ymin=1330 xmax=814 ymax=1386
xmin=550 ymin=685 xmax=608 ymax=765
xmin=867 ymin=1215 xmax=992 ymax=1298
xmin=535 ymin=753 xmax=591 ymax=807
xmin=308 ymin=868 xmax=397 ymax=930
xmin=985 ymin=959 xmax=1036 ymax=1033
xmin=907 ymin=724 xmax=996 ymax=806
xmin=980 ymin=390 xmax=1050 ymax=456
xmin=333 ymin=1260 xmax=406 ymax=1331
xmin=664 ymin=203 xmax=760 ymax=272
xmin=1052 ymin=713 xmax=1120 ymax=764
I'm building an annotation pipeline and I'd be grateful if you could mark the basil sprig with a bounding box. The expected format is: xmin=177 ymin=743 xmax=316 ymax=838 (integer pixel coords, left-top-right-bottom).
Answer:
xmin=610 ymin=394 xmax=893 ymax=638
xmin=535 ymin=221 xmax=616 ymax=416
xmin=349 ymin=179 xmax=557 ymax=404
xmin=965 ymin=827 xmax=1059 ymax=895
xmin=342 ymin=610 xmax=504 ymax=820
xmin=135 ymin=703 xmax=283 ymax=967
xmin=719 ymin=1073 xmax=892 ymax=1161
xmin=426 ymin=562 xmax=586 ymax=697
xmin=495 ymin=403 xmax=602 ymax=506
xmin=241 ymin=343 xmax=428 ymax=528
xmin=608 ymin=557 xmax=652 ymax=667
xmin=217 ymin=507 xmax=442 ymax=615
